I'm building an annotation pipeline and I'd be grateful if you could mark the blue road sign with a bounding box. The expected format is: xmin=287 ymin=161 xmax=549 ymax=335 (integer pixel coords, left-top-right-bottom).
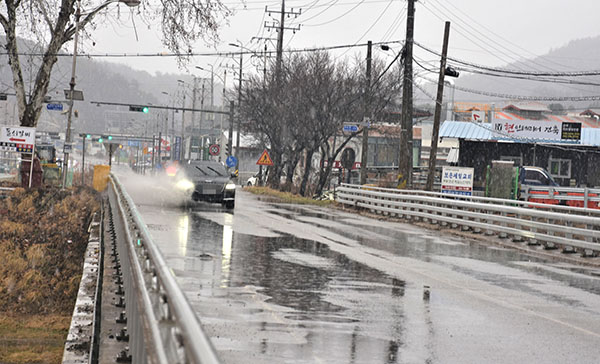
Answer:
xmin=226 ymin=155 xmax=238 ymax=168
xmin=46 ymin=103 xmax=63 ymax=111
xmin=343 ymin=124 xmax=359 ymax=133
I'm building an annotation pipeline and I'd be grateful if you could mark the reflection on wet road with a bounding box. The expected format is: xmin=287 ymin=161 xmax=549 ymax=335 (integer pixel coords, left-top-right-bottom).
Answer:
xmin=118 ymin=171 xmax=600 ymax=364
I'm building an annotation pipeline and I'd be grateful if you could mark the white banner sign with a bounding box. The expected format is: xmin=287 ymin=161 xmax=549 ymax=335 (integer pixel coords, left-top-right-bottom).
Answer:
xmin=0 ymin=126 xmax=36 ymax=153
xmin=471 ymin=110 xmax=485 ymax=123
xmin=492 ymin=119 xmax=565 ymax=141
xmin=441 ymin=166 xmax=474 ymax=196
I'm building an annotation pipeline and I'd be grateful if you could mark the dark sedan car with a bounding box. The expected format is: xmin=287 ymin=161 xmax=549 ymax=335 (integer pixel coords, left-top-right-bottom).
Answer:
xmin=174 ymin=160 xmax=236 ymax=209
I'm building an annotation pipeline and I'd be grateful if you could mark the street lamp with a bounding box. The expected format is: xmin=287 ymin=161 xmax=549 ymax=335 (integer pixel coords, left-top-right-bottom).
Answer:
xmin=196 ymin=65 xmax=214 ymax=108
xmin=360 ymin=42 xmax=394 ymax=185
xmin=61 ymin=0 xmax=140 ymax=188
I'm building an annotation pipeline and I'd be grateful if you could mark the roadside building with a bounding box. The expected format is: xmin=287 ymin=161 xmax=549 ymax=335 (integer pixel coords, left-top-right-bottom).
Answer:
xmin=439 ymin=102 xmax=600 ymax=188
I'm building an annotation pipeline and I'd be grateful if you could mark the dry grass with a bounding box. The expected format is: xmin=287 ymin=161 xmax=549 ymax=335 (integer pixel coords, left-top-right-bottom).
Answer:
xmin=244 ymin=186 xmax=334 ymax=206
xmin=0 ymin=187 xmax=99 ymax=363
xmin=0 ymin=315 xmax=70 ymax=364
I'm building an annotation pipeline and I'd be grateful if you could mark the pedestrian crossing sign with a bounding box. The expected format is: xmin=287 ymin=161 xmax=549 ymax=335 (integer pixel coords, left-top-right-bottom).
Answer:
xmin=256 ymin=149 xmax=274 ymax=166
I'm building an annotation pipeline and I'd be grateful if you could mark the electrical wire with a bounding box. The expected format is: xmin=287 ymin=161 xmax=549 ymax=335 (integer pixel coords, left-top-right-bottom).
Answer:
xmin=414 ymin=41 xmax=600 ymax=77
xmin=302 ymin=0 xmax=366 ymax=27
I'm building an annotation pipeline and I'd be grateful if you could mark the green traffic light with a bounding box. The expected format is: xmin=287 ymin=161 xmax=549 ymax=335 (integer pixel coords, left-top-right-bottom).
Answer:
xmin=108 ymin=135 xmax=113 ymax=140
xmin=86 ymin=134 xmax=91 ymax=139
xmin=98 ymin=138 xmax=103 ymax=143
xmin=143 ymin=107 xmax=149 ymax=113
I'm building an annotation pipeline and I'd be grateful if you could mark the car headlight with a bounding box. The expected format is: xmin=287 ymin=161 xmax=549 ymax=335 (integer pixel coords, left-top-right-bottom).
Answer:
xmin=175 ymin=179 xmax=195 ymax=191
xmin=225 ymin=182 xmax=236 ymax=190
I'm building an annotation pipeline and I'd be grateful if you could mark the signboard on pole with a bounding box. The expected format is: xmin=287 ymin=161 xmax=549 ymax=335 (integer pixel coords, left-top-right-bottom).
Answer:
xmin=226 ymin=155 xmax=238 ymax=168
xmin=0 ymin=126 xmax=36 ymax=152
xmin=46 ymin=103 xmax=64 ymax=111
xmin=256 ymin=149 xmax=274 ymax=166
xmin=343 ymin=123 xmax=359 ymax=133
xmin=209 ymin=144 xmax=220 ymax=156
xmin=174 ymin=136 xmax=182 ymax=161
xmin=441 ymin=166 xmax=474 ymax=196
xmin=492 ymin=119 xmax=582 ymax=142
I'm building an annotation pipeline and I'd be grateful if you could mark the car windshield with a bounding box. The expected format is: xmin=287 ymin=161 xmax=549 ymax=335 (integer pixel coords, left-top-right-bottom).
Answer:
xmin=185 ymin=162 xmax=227 ymax=177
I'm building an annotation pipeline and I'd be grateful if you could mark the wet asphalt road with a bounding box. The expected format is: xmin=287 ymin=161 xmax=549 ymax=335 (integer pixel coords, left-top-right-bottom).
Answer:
xmin=116 ymin=170 xmax=600 ymax=364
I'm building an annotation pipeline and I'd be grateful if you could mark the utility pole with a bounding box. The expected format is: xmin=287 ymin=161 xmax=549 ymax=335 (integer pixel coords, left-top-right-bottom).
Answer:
xmin=265 ymin=1 xmax=301 ymax=79
xmin=236 ymin=49 xmax=242 ymax=160
xmin=360 ymin=41 xmax=372 ymax=185
xmin=426 ymin=21 xmax=451 ymax=191
xmin=398 ymin=0 xmax=416 ymax=189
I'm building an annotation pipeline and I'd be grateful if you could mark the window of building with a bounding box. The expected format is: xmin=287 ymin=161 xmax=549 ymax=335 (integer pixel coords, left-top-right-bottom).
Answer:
xmin=548 ymin=158 xmax=571 ymax=178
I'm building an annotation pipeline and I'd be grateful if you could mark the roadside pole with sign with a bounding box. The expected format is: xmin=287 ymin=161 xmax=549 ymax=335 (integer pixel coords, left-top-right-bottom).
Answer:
xmin=441 ymin=166 xmax=474 ymax=196
xmin=1 ymin=126 xmax=36 ymax=188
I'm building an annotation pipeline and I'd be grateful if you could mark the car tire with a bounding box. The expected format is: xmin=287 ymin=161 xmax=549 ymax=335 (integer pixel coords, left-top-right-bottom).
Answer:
xmin=247 ymin=182 xmax=252 ymax=186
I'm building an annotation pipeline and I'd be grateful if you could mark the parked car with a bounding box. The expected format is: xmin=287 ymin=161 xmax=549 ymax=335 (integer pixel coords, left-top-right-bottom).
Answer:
xmin=246 ymin=173 xmax=259 ymax=187
xmin=174 ymin=160 xmax=236 ymax=209
xmin=519 ymin=166 xmax=558 ymax=187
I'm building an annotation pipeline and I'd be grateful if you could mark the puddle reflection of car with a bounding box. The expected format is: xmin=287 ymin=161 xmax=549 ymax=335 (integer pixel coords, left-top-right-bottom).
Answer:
xmin=174 ymin=160 xmax=236 ymax=209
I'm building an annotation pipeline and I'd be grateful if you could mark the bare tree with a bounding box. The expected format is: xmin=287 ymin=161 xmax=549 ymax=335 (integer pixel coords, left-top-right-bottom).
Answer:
xmin=0 ymin=0 xmax=231 ymax=128
xmin=241 ymin=50 xmax=402 ymax=194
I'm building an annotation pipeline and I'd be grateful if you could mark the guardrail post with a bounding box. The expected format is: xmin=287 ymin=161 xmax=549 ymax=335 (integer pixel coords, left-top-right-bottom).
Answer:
xmin=528 ymin=216 xmax=539 ymax=245
xmin=584 ymin=187 xmax=589 ymax=209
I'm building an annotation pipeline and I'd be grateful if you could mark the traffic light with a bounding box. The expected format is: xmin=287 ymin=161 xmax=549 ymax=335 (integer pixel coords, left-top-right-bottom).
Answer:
xmin=129 ymin=105 xmax=150 ymax=113
xmin=98 ymin=137 xmax=103 ymax=143
xmin=108 ymin=135 xmax=113 ymax=141
xmin=86 ymin=134 xmax=92 ymax=139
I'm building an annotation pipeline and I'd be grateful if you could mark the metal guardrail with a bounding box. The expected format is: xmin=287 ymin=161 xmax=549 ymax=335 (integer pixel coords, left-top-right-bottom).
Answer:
xmin=108 ymin=174 xmax=221 ymax=364
xmin=336 ymin=184 xmax=600 ymax=256
xmin=521 ymin=185 xmax=600 ymax=209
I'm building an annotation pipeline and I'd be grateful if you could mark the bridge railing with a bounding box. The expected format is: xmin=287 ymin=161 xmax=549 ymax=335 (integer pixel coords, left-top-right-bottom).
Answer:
xmin=108 ymin=174 xmax=221 ymax=364
xmin=336 ymin=183 xmax=600 ymax=256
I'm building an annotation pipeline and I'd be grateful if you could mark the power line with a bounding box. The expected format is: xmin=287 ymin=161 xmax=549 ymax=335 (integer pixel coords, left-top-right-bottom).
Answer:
xmin=414 ymin=41 xmax=600 ymax=77
xmin=417 ymin=75 xmax=600 ymax=102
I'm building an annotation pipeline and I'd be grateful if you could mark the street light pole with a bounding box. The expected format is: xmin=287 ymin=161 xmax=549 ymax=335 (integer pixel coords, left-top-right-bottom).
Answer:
xmin=229 ymin=42 xmax=243 ymax=161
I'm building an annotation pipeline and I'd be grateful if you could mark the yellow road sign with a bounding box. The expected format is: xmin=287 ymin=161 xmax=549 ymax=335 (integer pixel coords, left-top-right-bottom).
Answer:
xmin=256 ymin=149 xmax=274 ymax=166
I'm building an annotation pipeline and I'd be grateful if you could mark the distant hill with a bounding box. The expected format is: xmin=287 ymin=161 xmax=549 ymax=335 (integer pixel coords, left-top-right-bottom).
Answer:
xmin=0 ymin=37 xmax=224 ymax=135
xmin=449 ymin=35 xmax=600 ymax=111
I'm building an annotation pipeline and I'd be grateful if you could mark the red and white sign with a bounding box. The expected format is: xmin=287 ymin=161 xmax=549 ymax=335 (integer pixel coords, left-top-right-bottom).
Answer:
xmin=209 ymin=144 xmax=220 ymax=156
xmin=0 ymin=126 xmax=36 ymax=153
xmin=471 ymin=111 xmax=485 ymax=123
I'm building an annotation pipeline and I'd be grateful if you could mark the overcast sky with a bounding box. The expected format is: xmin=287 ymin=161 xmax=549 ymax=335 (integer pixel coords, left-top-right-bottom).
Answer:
xmin=86 ymin=0 xmax=600 ymax=83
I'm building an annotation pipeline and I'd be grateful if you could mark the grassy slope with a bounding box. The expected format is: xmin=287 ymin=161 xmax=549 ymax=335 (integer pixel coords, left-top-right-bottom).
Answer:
xmin=0 ymin=187 xmax=99 ymax=364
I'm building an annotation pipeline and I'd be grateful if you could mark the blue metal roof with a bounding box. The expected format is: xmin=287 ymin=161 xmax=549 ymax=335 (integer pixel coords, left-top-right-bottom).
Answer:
xmin=439 ymin=121 xmax=600 ymax=147
xmin=439 ymin=121 xmax=492 ymax=140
